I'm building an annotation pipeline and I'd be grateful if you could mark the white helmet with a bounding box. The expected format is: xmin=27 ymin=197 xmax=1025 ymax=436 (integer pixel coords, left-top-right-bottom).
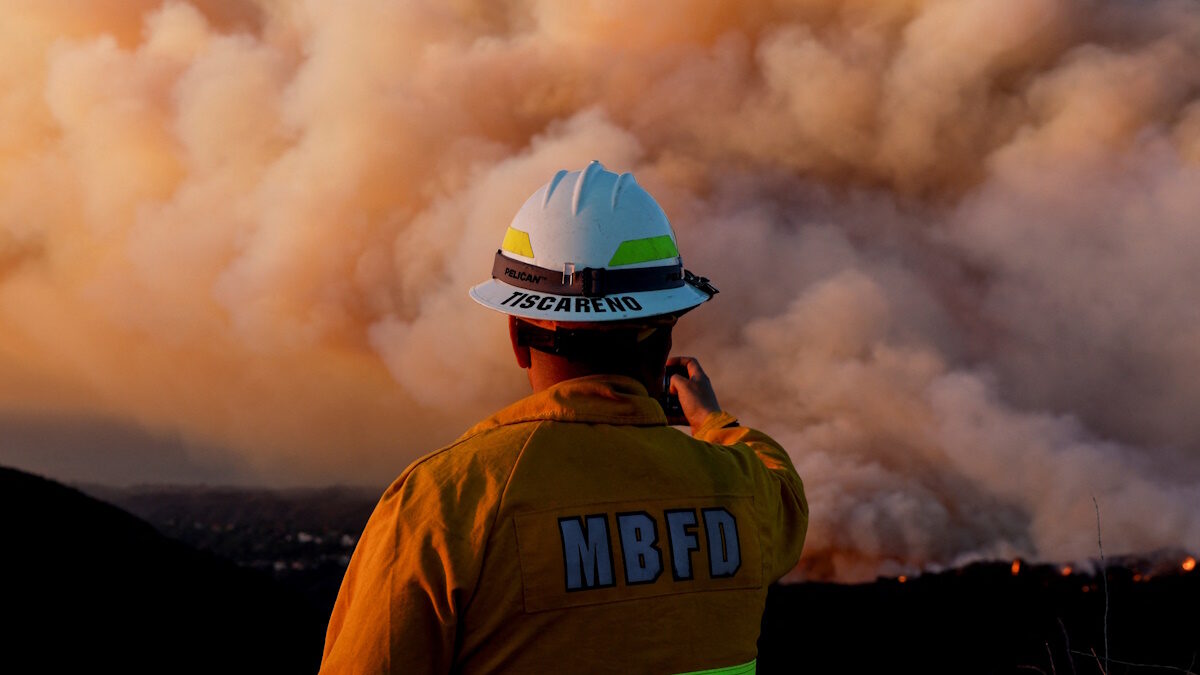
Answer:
xmin=469 ymin=161 xmax=716 ymax=322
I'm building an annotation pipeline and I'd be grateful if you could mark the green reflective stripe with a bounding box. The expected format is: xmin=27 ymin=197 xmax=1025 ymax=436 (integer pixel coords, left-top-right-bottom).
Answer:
xmin=501 ymin=227 xmax=534 ymax=258
xmin=608 ymin=235 xmax=679 ymax=266
xmin=675 ymin=659 xmax=756 ymax=675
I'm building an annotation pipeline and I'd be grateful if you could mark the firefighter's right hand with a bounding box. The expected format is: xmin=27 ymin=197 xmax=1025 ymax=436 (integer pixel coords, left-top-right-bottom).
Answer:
xmin=666 ymin=356 xmax=722 ymax=435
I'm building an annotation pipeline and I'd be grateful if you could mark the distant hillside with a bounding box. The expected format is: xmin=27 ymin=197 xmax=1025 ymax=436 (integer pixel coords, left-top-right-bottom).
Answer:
xmin=83 ymin=483 xmax=381 ymax=536
xmin=66 ymin=481 xmax=1199 ymax=674
xmin=0 ymin=466 xmax=326 ymax=674
xmin=82 ymin=483 xmax=380 ymax=615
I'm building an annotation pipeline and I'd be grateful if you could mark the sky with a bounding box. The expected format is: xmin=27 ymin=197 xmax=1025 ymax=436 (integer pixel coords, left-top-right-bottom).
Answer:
xmin=1 ymin=0 xmax=1199 ymax=581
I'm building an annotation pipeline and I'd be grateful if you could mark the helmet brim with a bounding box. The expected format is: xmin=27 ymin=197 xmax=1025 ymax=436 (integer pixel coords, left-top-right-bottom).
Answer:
xmin=469 ymin=278 xmax=711 ymax=322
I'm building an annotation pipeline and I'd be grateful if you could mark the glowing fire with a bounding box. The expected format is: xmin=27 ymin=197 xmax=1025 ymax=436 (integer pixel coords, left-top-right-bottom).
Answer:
xmin=1011 ymin=560 xmax=1021 ymax=575
xmin=1184 ymin=556 xmax=1196 ymax=572
xmin=1060 ymin=566 xmax=1073 ymax=576
xmin=898 ymin=575 xmax=908 ymax=583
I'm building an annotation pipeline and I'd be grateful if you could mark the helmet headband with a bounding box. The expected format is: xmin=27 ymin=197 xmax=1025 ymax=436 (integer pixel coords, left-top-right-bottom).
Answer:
xmin=492 ymin=250 xmax=685 ymax=298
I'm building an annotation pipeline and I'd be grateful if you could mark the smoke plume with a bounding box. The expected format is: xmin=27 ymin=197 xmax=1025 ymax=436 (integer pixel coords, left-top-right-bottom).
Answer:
xmin=2 ymin=0 xmax=1199 ymax=580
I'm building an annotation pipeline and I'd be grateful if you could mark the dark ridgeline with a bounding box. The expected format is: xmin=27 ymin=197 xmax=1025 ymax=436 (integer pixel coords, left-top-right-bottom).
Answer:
xmin=758 ymin=562 xmax=1200 ymax=674
xmin=6 ymin=468 xmax=1197 ymax=674
xmin=0 ymin=466 xmax=325 ymax=675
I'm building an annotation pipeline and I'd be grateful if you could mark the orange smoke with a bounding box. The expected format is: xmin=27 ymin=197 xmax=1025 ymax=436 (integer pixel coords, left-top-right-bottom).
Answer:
xmin=1 ymin=1 xmax=1199 ymax=580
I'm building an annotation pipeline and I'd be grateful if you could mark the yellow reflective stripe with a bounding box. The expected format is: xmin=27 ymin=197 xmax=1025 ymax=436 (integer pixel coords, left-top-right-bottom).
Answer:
xmin=608 ymin=235 xmax=679 ymax=266
xmin=501 ymin=227 xmax=534 ymax=258
xmin=675 ymin=659 xmax=756 ymax=675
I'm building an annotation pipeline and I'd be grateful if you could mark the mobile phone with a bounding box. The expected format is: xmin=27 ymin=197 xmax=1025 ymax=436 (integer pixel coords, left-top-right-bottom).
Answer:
xmin=660 ymin=364 xmax=688 ymax=424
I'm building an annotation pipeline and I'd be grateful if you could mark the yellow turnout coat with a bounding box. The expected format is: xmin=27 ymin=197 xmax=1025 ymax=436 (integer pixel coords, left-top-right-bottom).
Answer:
xmin=320 ymin=375 xmax=807 ymax=674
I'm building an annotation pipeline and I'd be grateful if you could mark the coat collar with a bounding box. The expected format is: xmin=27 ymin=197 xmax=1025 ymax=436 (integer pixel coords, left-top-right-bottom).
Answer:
xmin=461 ymin=375 xmax=667 ymax=438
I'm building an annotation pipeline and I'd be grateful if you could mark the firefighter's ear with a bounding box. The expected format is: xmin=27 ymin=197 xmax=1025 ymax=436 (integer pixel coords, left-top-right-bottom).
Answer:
xmin=509 ymin=316 xmax=531 ymax=369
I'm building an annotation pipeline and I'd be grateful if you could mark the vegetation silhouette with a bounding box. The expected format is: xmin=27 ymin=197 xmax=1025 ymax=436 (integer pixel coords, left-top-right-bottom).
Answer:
xmin=0 ymin=467 xmax=325 ymax=674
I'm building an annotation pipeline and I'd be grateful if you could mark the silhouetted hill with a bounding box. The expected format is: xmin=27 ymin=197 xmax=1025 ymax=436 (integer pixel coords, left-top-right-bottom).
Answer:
xmin=0 ymin=466 xmax=325 ymax=674
xmin=57 ymin=480 xmax=1199 ymax=674
xmin=759 ymin=560 xmax=1200 ymax=674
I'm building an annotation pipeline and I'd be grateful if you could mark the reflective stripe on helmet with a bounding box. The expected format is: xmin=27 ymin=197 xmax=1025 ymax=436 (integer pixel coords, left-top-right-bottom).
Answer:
xmin=501 ymin=227 xmax=535 ymax=258
xmin=674 ymin=659 xmax=756 ymax=675
xmin=608 ymin=234 xmax=680 ymax=266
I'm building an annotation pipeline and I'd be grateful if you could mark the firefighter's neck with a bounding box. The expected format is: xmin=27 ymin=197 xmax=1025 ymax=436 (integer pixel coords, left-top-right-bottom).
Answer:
xmin=526 ymin=349 xmax=658 ymax=395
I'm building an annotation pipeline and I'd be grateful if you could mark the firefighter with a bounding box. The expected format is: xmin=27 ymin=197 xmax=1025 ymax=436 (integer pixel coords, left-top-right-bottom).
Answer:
xmin=320 ymin=162 xmax=808 ymax=674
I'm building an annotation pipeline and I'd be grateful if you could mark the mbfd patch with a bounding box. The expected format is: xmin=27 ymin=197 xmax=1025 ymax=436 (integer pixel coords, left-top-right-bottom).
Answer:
xmin=514 ymin=496 xmax=762 ymax=612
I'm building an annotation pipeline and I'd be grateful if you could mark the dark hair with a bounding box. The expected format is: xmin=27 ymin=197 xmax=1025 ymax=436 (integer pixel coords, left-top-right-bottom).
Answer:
xmin=515 ymin=318 xmax=674 ymax=375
